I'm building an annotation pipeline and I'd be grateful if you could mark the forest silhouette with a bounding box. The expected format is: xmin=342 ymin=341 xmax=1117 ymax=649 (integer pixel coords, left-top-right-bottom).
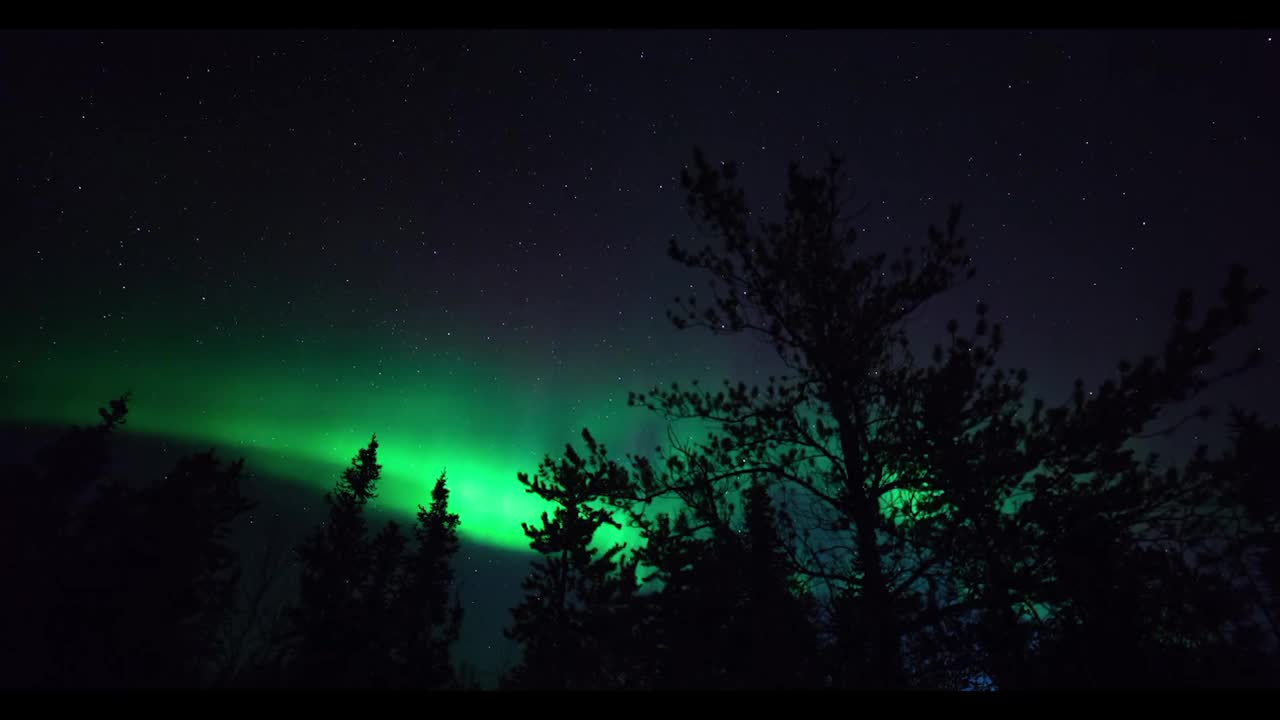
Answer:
xmin=3 ymin=149 xmax=1277 ymax=690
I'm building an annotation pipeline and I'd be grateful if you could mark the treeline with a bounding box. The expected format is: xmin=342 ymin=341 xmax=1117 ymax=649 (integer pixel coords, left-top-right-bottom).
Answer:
xmin=0 ymin=404 xmax=463 ymax=690
xmin=2 ymin=150 xmax=1277 ymax=689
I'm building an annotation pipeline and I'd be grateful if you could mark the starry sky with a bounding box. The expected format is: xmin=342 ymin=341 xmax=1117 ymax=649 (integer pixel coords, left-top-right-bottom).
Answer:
xmin=4 ymin=29 xmax=1279 ymax=679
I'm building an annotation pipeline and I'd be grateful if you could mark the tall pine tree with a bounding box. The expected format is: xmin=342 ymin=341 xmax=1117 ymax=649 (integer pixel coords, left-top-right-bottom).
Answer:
xmin=288 ymin=435 xmax=382 ymax=687
xmin=387 ymin=472 xmax=464 ymax=688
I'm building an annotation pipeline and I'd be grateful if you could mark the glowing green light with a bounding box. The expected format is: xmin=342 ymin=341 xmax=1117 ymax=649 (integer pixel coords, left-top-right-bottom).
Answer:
xmin=2 ymin=329 xmax=677 ymax=553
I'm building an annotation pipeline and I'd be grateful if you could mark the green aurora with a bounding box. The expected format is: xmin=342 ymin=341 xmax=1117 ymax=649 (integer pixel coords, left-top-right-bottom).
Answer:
xmin=2 ymin=312 xmax=726 ymax=553
xmin=2 ymin=303 xmax=1072 ymax=637
xmin=4 ymin=302 xmax=1051 ymax=556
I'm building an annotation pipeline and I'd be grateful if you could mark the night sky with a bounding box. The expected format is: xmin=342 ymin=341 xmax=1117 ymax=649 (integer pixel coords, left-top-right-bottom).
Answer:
xmin=4 ymin=29 xmax=1279 ymax=680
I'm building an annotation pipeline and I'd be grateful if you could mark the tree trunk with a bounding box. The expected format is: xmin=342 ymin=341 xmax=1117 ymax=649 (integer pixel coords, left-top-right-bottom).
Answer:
xmin=836 ymin=411 xmax=904 ymax=688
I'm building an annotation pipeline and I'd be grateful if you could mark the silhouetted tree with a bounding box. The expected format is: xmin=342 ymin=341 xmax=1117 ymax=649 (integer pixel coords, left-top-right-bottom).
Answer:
xmin=77 ymin=450 xmax=255 ymax=688
xmin=626 ymin=149 xmax=979 ymax=686
xmin=354 ymin=518 xmax=409 ymax=685
xmin=282 ymin=437 xmax=464 ymax=689
xmin=3 ymin=399 xmax=468 ymax=690
xmin=736 ymin=481 xmax=823 ymax=687
xmin=1217 ymin=408 xmax=1280 ymax=638
xmin=622 ymin=147 xmax=1272 ymax=688
xmin=287 ymin=435 xmax=383 ymax=687
xmin=629 ymin=481 xmax=822 ymax=689
xmin=938 ymin=271 xmax=1272 ymax=689
xmin=1 ymin=395 xmax=255 ymax=689
xmin=383 ymin=472 xmax=464 ymax=688
xmin=503 ymin=429 xmax=645 ymax=689
xmin=627 ymin=509 xmax=717 ymax=687
xmin=0 ymin=395 xmax=130 ymax=688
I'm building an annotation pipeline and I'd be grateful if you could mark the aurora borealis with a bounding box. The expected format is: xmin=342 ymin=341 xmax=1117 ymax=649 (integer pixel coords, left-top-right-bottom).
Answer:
xmin=3 ymin=304 xmax=731 ymax=552
xmin=5 ymin=29 xmax=1279 ymax=682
